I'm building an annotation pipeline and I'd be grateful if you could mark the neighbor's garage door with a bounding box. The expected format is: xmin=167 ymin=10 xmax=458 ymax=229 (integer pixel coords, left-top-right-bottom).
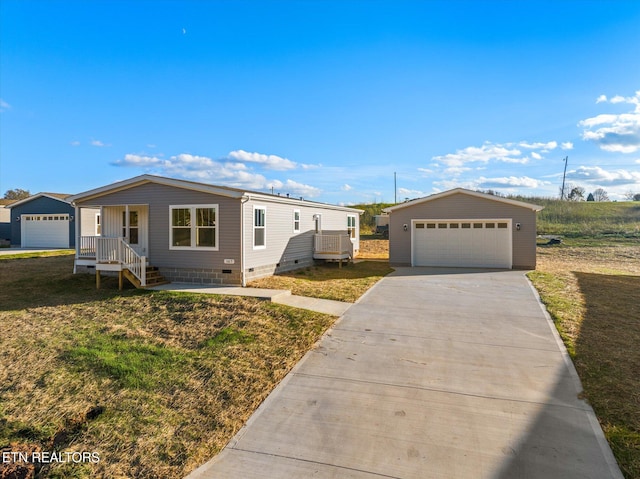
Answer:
xmin=413 ymin=219 xmax=512 ymax=268
xmin=21 ymin=214 xmax=70 ymax=248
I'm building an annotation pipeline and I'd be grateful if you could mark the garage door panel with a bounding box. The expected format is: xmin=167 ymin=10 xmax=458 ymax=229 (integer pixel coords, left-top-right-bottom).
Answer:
xmin=413 ymin=220 xmax=511 ymax=269
xmin=21 ymin=214 xmax=70 ymax=248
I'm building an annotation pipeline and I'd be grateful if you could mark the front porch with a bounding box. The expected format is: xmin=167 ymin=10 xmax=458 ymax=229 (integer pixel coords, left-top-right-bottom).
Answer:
xmin=75 ymin=236 xmax=168 ymax=289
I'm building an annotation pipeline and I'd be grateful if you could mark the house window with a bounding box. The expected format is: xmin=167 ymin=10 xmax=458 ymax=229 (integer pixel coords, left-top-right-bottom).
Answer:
xmin=170 ymin=205 xmax=218 ymax=250
xmin=254 ymin=206 xmax=266 ymax=248
xmin=293 ymin=209 xmax=300 ymax=233
xmin=347 ymin=215 xmax=356 ymax=239
xmin=123 ymin=211 xmax=139 ymax=244
xmin=96 ymin=213 xmax=101 ymax=236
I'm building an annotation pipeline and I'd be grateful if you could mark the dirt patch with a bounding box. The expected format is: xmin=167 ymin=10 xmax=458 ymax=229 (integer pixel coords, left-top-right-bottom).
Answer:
xmin=357 ymin=239 xmax=389 ymax=259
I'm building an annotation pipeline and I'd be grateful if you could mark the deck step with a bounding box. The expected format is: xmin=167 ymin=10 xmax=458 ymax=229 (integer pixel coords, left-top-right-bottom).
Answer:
xmin=123 ymin=266 xmax=169 ymax=289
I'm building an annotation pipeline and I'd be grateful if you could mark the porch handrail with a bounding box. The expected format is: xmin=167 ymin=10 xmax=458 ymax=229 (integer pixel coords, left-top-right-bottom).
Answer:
xmin=78 ymin=236 xmax=97 ymax=257
xmin=96 ymin=237 xmax=146 ymax=287
xmin=314 ymin=233 xmax=353 ymax=257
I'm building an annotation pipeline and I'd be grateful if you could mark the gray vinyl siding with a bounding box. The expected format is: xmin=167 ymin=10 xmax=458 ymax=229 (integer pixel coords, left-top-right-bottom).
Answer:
xmin=389 ymin=193 xmax=537 ymax=269
xmin=75 ymin=182 xmax=242 ymax=272
xmin=242 ymin=198 xmax=359 ymax=277
xmin=10 ymin=197 xmax=75 ymax=247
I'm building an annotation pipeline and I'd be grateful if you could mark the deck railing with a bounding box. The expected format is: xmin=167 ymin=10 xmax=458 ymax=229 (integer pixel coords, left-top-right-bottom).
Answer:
xmin=314 ymin=233 xmax=353 ymax=258
xmin=94 ymin=237 xmax=146 ymax=287
xmin=78 ymin=236 xmax=97 ymax=257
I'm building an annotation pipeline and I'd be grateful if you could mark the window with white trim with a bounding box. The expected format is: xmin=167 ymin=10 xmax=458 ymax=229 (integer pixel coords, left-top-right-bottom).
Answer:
xmin=293 ymin=209 xmax=300 ymax=233
xmin=347 ymin=215 xmax=356 ymax=239
xmin=254 ymin=206 xmax=266 ymax=248
xmin=170 ymin=205 xmax=218 ymax=250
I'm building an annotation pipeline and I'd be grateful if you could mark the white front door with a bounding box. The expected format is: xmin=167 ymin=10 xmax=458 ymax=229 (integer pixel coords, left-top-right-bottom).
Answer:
xmin=413 ymin=219 xmax=512 ymax=268
xmin=121 ymin=207 xmax=148 ymax=256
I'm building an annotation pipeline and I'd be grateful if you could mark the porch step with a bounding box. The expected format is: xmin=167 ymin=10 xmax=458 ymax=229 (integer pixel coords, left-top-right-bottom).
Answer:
xmin=123 ymin=266 xmax=170 ymax=289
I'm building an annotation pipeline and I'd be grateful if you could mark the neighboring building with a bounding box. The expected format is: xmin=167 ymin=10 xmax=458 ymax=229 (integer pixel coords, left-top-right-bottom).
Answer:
xmin=69 ymin=175 xmax=361 ymax=287
xmin=9 ymin=193 xmax=78 ymax=248
xmin=0 ymin=199 xmax=14 ymax=243
xmin=383 ymin=188 xmax=543 ymax=269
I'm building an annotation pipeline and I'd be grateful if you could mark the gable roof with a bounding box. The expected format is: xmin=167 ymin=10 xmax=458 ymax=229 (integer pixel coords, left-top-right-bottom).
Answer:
xmin=68 ymin=174 xmax=362 ymax=213
xmin=8 ymin=193 xmax=73 ymax=208
xmin=383 ymin=188 xmax=544 ymax=213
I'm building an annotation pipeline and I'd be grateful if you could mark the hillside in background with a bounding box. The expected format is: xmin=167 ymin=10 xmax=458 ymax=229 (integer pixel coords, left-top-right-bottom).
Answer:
xmin=353 ymin=199 xmax=640 ymax=238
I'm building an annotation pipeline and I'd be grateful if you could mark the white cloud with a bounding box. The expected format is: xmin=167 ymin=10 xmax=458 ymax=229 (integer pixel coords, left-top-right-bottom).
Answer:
xmin=228 ymin=150 xmax=297 ymax=170
xmin=596 ymin=95 xmax=608 ymax=103
xmin=398 ymin=187 xmax=427 ymax=199
xmin=280 ymin=179 xmax=321 ymax=198
xmin=432 ymin=142 xmax=525 ymax=168
xmin=90 ymin=139 xmax=110 ymax=147
xmin=580 ymin=91 xmax=640 ymax=153
xmin=70 ymin=140 xmax=81 ymax=147
xmin=342 ymin=184 xmax=352 ymax=191
xmin=569 ymin=166 xmax=640 ymax=186
xmin=518 ymin=141 xmax=557 ymax=151
xmin=477 ymin=176 xmax=550 ymax=189
xmin=0 ymin=99 xmax=10 ymax=112
xmin=112 ymin=152 xmax=323 ymax=197
xmin=431 ymin=139 xmax=567 ymax=171
xmin=561 ymin=142 xmax=574 ymax=150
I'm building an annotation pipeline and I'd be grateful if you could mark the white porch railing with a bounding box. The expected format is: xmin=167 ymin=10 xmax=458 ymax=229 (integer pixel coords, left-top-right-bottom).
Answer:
xmin=79 ymin=236 xmax=97 ymax=257
xmin=314 ymin=233 xmax=354 ymax=258
xmin=95 ymin=237 xmax=146 ymax=287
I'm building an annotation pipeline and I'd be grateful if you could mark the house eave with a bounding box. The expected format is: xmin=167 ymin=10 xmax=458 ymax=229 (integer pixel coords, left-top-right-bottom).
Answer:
xmin=382 ymin=188 xmax=544 ymax=213
xmin=8 ymin=193 xmax=73 ymax=209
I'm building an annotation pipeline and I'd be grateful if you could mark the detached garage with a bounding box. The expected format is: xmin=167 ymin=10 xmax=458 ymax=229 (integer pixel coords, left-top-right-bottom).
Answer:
xmin=9 ymin=193 xmax=75 ymax=248
xmin=384 ymin=189 xmax=543 ymax=270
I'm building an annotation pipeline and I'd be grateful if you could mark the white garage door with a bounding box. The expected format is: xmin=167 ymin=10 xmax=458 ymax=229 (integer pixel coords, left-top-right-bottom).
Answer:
xmin=21 ymin=214 xmax=70 ymax=248
xmin=413 ymin=219 xmax=512 ymax=268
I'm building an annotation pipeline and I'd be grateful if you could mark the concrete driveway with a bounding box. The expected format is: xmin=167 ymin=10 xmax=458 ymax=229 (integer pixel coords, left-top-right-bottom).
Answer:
xmin=187 ymin=268 xmax=622 ymax=479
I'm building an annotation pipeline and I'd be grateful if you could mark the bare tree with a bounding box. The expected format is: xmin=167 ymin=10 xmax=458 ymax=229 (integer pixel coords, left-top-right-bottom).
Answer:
xmin=567 ymin=186 xmax=585 ymax=201
xmin=592 ymin=188 xmax=609 ymax=201
xmin=3 ymin=189 xmax=30 ymax=200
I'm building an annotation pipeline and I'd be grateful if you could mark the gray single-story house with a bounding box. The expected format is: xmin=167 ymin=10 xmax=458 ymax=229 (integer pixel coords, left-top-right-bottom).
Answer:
xmin=69 ymin=174 xmax=362 ymax=287
xmin=383 ymin=188 xmax=543 ymax=269
xmin=8 ymin=193 xmax=81 ymax=248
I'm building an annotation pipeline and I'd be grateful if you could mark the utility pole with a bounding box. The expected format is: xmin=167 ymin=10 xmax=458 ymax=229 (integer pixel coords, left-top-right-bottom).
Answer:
xmin=560 ymin=156 xmax=568 ymax=200
xmin=394 ymin=172 xmax=397 ymax=204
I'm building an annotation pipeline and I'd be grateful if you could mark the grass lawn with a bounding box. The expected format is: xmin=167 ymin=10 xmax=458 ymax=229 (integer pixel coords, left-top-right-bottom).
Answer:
xmin=248 ymin=260 xmax=394 ymax=303
xmin=528 ymin=238 xmax=640 ymax=479
xmin=0 ymin=254 xmax=337 ymax=478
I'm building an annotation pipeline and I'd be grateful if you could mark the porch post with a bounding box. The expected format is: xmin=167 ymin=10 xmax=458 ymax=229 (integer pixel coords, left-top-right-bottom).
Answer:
xmin=74 ymin=205 xmax=81 ymax=273
xmin=96 ymin=270 xmax=101 ymax=289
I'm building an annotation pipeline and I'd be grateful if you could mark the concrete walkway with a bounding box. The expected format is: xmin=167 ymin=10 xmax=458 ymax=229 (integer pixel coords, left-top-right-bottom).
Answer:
xmin=149 ymin=283 xmax=352 ymax=316
xmin=186 ymin=268 xmax=622 ymax=479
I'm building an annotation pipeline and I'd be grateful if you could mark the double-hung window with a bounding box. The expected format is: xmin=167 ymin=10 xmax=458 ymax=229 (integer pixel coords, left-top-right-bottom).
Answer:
xmin=347 ymin=215 xmax=357 ymax=239
xmin=254 ymin=206 xmax=266 ymax=248
xmin=293 ymin=209 xmax=300 ymax=234
xmin=170 ymin=205 xmax=218 ymax=250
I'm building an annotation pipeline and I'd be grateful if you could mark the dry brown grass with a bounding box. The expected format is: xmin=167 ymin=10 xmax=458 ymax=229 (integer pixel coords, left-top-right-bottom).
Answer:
xmin=357 ymin=238 xmax=389 ymax=259
xmin=529 ymin=239 xmax=640 ymax=478
xmin=0 ymin=254 xmax=337 ymax=478
xmin=248 ymin=260 xmax=393 ymax=303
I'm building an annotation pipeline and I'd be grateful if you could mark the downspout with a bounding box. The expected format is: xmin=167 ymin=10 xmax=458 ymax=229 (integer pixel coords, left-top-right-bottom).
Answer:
xmin=240 ymin=195 xmax=250 ymax=287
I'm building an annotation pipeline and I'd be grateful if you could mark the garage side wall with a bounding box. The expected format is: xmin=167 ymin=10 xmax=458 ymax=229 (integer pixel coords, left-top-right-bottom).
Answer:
xmin=389 ymin=194 xmax=537 ymax=269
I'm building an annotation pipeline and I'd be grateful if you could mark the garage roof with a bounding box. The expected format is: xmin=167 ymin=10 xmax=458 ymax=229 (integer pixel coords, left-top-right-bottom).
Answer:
xmin=7 ymin=193 xmax=72 ymax=208
xmin=383 ymin=188 xmax=544 ymax=213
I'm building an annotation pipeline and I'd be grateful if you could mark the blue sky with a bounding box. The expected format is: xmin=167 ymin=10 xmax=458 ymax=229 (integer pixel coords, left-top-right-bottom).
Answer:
xmin=1 ymin=0 xmax=639 ymax=204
